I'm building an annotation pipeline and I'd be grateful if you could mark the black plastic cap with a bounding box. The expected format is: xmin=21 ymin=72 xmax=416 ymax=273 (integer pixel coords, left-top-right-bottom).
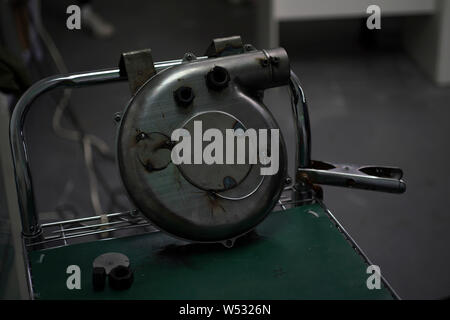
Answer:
xmin=92 ymin=267 xmax=106 ymax=291
xmin=109 ymin=265 xmax=134 ymax=291
xmin=174 ymin=86 xmax=195 ymax=107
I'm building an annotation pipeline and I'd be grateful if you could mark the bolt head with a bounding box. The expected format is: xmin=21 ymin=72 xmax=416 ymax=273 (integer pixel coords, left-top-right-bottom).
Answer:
xmin=114 ymin=112 xmax=122 ymax=123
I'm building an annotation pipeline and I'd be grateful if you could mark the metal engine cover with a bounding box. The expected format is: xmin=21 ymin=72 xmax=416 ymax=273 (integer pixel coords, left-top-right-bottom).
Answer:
xmin=117 ymin=49 xmax=290 ymax=243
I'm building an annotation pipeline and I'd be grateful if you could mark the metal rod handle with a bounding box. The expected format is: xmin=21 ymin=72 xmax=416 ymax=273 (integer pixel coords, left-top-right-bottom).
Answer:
xmin=10 ymin=58 xmax=193 ymax=237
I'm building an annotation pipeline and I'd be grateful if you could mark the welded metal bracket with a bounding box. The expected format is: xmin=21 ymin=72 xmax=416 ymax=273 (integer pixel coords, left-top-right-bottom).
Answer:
xmin=298 ymin=161 xmax=406 ymax=194
xmin=119 ymin=49 xmax=156 ymax=94
xmin=205 ymin=35 xmax=244 ymax=57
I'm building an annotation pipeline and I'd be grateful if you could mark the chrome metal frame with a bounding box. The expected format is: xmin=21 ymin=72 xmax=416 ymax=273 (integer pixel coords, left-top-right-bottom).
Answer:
xmin=10 ymin=58 xmax=207 ymax=239
xmin=289 ymin=70 xmax=311 ymax=168
xmin=10 ymin=55 xmax=311 ymax=241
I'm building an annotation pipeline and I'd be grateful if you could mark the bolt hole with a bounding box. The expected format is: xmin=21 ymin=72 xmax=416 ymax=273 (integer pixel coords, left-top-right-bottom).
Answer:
xmin=212 ymin=67 xmax=228 ymax=84
xmin=180 ymin=87 xmax=193 ymax=101
xmin=206 ymin=66 xmax=230 ymax=90
xmin=174 ymin=86 xmax=195 ymax=106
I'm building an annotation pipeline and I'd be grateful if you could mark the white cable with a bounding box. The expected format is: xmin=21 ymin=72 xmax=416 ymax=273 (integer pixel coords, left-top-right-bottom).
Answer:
xmin=31 ymin=0 xmax=110 ymax=218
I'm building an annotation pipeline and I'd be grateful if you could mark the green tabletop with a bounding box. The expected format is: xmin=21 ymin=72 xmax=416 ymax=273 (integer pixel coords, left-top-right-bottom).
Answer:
xmin=29 ymin=203 xmax=394 ymax=299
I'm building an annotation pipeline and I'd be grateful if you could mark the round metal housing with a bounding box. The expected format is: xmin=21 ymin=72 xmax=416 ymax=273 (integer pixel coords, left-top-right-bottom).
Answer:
xmin=117 ymin=49 xmax=290 ymax=243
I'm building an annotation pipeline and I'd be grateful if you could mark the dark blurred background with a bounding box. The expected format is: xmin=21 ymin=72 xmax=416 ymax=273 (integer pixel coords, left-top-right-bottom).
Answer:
xmin=1 ymin=0 xmax=449 ymax=299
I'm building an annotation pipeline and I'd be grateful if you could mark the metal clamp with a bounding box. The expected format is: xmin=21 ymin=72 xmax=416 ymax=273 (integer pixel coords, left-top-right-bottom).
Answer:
xmin=298 ymin=161 xmax=406 ymax=194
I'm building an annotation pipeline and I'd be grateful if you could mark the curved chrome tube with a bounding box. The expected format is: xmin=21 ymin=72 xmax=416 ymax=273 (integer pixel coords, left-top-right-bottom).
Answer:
xmin=10 ymin=58 xmax=191 ymax=237
xmin=289 ymin=70 xmax=311 ymax=168
xmin=10 ymin=68 xmax=124 ymax=237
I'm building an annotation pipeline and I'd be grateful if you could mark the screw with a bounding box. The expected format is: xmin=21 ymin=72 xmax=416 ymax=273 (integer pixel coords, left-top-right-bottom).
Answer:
xmin=260 ymin=59 xmax=269 ymax=67
xmin=184 ymin=52 xmax=195 ymax=61
xmin=270 ymin=56 xmax=280 ymax=66
xmin=136 ymin=132 xmax=148 ymax=142
xmin=114 ymin=112 xmax=122 ymax=123
xmin=224 ymin=239 xmax=234 ymax=248
xmin=244 ymin=44 xmax=254 ymax=52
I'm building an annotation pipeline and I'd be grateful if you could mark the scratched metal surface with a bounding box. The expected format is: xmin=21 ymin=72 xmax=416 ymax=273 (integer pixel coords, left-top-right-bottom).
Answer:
xmin=29 ymin=203 xmax=393 ymax=300
xmin=116 ymin=51 xmax=289 ymax=243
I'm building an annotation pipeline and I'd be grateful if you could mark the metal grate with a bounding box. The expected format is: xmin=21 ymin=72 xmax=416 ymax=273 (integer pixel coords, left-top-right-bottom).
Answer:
xmin=26 ymin=210 xmax=157 ymax=249
xmin=26 ymin=187 xmax=315 ymax=250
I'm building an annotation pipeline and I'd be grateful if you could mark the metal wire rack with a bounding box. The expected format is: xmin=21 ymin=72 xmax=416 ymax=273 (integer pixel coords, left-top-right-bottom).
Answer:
xmin=27 ymin=210 xmax=156 ymax=249
xmin=26 ymin=188 xmax=315 ymax=250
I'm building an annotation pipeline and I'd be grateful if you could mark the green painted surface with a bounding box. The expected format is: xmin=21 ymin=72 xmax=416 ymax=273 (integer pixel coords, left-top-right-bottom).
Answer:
xmin=29 ymin=203 xmax=394 ymax=299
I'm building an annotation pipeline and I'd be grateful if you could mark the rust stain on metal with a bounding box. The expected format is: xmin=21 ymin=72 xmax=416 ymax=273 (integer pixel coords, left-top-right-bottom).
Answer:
xmin=205 ymin=192 xmax=226 ymax=216
xmin=135 ymin=132 xmax=172 ymax=172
